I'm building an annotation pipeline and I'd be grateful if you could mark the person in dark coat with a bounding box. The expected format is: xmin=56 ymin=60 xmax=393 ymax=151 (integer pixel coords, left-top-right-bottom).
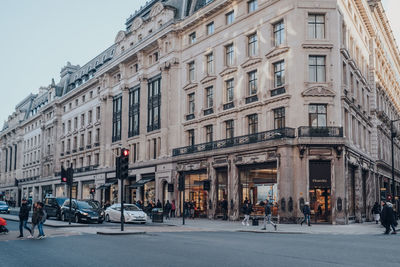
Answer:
xmin=241 ymin=201 xmax=252 ymax=226
xmin=371 ymin=202 xmax=381 ymax=224
xmin=381 ymin=202 xmax=397 ymax=234
xmin=171 ymin=200 xmax=176 ymax=218
xmin=221 ymin=198 xmax=228 ymax=220
xmin=156 ymin=199 xmax=162 ymax=208
xmin=301 ymin=202 xmax=311 ymax=226
xmin=189 ymin=201 xmax=195 ymax=219
xmin=18 ymin=198 xmax=32 ymax=238
xmin=164 ymin=200 xmax=172 ymax=220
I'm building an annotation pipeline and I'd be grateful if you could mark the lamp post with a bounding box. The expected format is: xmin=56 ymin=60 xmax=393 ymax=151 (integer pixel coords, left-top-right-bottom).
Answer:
xmin=390 ymin=119 xmax=400 ymax=202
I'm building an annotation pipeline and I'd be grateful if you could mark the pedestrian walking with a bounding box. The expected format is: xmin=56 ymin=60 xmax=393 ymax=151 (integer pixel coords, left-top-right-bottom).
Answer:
xmin=261 ymin=200 xmax=277 ymax=231
xmin=371 ymin=202 xmax=381 ymax=224
xmin=221 ymin=198 xmax=228 ymax=220
xmin=164 ymin=200 xmax=171 ymax=220
xmin=300 ymin=202 xmax=311 ymax=226
xmin=156 ymin=199 xmax=162 ymax=208
xmin=189 ymin=201 xmax=195 ymax=219
xmin=38 ymin=202 xmax=46 ymax=239
xmin=31 ymin=202 xmax=46 ymax=239
xmin=171 ymin=200 xmax=176 ymax=218
xmin=381 ymin=202 xmax=397 ymax=235
xmin=17 ymin=198 xmax=32 ymax=238
xmin=241 ymin=200 xmax=252 ymax=226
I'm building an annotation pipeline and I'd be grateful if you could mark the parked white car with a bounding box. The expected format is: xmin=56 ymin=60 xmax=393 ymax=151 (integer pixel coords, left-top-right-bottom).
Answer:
xmin=105 ymin=204 xmax=147 ymax=224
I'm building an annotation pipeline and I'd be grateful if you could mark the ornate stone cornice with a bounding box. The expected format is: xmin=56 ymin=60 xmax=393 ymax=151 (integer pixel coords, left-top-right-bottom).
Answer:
xmin=302 ymin=43 xmax=333 ymax=50
xmin=265 ymin=46 xmax=289 ymax=59
xmin=219 ymin=67 xmax=237 ymax=77
xmin=183 ymin=82 xmax=198 ymax=91
xmin=240 ymin=57 xmax=262 ymax=69
xmin=200 ymin=75 xmax=217 ymax=85
xmin=302 ymin=83 xmax=335 ymax=97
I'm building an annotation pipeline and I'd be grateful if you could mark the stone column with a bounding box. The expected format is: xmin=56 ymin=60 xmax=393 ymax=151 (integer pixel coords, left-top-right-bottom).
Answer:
xmin=100 ymin=93 xmax=113 ymax=167
xmin=138 ymin=75 xmax=148 ymax=161
xmin=208 ymin=161 xmax=217 ymax=219
xmin=38 ymin=186 xmax=43 ymax=202
xmin=228 ymin=156 xmax=239 ymax=220
xmin=354 ymin=166 xmax=362 ymax=223
xmin=78 ymin=181 xmax=83 ymax=200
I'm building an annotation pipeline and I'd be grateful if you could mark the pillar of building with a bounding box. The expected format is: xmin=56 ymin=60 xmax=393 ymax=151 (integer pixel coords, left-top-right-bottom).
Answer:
xmin=208 ymin=160 xmax=217 ymax=219
xmin=38 ymin=186 xmax=43 ymax=202
xmin=228 ymin=156 xmax=239 ymax=220
xmin=138 ymin=75 xmax=148 ymax=162
xmin=354 ymin=166 xmax=363 ymax=223
xmin=77 ymin=181 xmax=83 ymax=200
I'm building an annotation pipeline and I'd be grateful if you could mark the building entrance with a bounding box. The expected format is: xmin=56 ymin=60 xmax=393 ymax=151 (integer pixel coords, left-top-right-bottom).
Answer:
xmin=184 ymin=172 xmax=208 ymax=217
xmin=309 ymin=160 xmax=331 ymax=223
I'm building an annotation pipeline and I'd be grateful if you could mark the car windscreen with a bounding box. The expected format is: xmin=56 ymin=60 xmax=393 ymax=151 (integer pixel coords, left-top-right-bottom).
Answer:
xmin=87 ymin=201 xmax=100 ymax=209
xmin=124 ymin=205 xmax=140 ymax=211
xmin=56 ymin=198 xmax=67 ymax=206
xmin=77 ymin=201 xmax=94 ymax=209
xmin=0 ymin=201 xmax=6 ymax=205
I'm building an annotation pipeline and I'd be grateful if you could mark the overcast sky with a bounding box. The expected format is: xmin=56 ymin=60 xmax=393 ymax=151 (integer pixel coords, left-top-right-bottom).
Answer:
xmin=0 ymin=0 xmax=399 ymax=126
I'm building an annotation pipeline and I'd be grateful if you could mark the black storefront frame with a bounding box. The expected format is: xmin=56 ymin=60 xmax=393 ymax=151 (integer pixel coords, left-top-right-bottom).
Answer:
xmin=309 ymin=160 xmax=332 ymax=223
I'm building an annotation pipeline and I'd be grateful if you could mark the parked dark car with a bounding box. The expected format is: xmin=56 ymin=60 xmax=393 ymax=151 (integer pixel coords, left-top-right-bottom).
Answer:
xmin=44 ymin=197 xmax=67 ymax=220
xmin=0 ymin=201 xmax=10 ymax=214
xmin=81 ymin=199 xmax=105 ymax=223
xmin=60 ymin=199 xmax=103 ymax=224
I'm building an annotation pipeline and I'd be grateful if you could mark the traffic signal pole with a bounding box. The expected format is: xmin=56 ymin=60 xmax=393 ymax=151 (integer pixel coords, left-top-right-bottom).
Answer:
xmin=68 ymin=164 xmax=73 ymax=225
xmin=117 ymin=148 xmax=129 ymax=232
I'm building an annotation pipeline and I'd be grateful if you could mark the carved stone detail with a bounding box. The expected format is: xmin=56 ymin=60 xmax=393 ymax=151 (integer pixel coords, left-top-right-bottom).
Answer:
xmin=240 ymin=57 xmax=262 ymax=69
xmin=302 ymin=84 xmax=335 ymax=97
xmin=265 ymin=46 xmax=289 ymax=59
xmin=219 ymin=67 xmax=237 ymax=77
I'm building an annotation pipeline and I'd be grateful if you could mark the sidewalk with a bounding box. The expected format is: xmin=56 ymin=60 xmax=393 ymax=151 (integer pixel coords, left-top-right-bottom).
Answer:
xmin=0 ymin=214 xmax=88 ymax=227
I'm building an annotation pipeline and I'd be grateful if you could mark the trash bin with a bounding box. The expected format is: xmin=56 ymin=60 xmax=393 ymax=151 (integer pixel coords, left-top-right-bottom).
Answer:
xmin=152 ymin=208 xmax=163 ymax=223
xmin=252 ymin=217 xmax=259 ymax=226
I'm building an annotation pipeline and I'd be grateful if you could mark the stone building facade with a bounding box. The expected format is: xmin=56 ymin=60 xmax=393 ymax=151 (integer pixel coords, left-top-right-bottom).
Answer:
xmin=1 ymin=0 xmax=400 ymax=224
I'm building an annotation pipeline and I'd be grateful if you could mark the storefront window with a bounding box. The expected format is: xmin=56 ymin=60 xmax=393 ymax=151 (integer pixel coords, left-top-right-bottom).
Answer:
xmin=216 ymin=169 xmax=228 ymax=217
xmin=82 ymin=182 xmax=95 ymax=199
xmin=239 ymin=163 xmax=277 ymax=216
xmin=56 ymin=185 xmax=65 ymax=197
xmin=144 ymin=181 xmax=155 ymax=206
xmin=185 ymin=173 xmax=208 ymax=217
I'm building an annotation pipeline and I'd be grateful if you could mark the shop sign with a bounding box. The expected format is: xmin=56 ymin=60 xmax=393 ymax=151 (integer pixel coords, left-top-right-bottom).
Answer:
xmin=309 ymin=161 xmax=331 ymax=188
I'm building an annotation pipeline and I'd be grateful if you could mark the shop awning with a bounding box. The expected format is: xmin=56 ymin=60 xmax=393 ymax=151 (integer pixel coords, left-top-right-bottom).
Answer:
xmin=97 ymin=181 xmax=117 ymax=190
xmin=129 ymin=177 xmax=155 ymax=188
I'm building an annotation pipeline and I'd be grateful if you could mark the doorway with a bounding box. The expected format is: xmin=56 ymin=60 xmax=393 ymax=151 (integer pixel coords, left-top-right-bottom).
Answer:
xmin=309 ymin=160 xmax=332 ymax=223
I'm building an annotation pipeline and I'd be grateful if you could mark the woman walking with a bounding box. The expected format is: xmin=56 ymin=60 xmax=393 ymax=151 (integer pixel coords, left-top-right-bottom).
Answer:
xmin=241 ymin=200 xmax=252 ymax=226
xmin=301 ymin=202 xmax=311 ymax=226
xmin=371 ymin=202 xmax=381 ymax=224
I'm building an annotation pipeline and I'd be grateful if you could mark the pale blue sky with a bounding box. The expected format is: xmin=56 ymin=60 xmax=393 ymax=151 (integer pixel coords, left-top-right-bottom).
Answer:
xmin=0 ymin=0 xmax=399 ymax=126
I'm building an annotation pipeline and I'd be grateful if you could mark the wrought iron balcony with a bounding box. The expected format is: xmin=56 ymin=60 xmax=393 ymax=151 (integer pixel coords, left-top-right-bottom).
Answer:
xmin=173 ymin=127 xmax=295 ymax=156
xmin=94 ymin=142 xmax=100 ymax=147
xmin=223 ymin=102 xmax=234 ymax=110
xmin=298 ymin=126 xmax=343 ymax=137
xmin=203 ymin=108 xmax=214 ymax=116
xmin=86 ymin=144 xmax=92 ymax=149
xmin=245 ymin=95 xmax=258 ymax=104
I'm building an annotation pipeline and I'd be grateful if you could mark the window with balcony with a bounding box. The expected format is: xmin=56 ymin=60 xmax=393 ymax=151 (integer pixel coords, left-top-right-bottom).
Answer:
xmin=248 ymin=114 xmax=258 ymax=134
xmin=206 ymin=22 xmax=214 ymax=35
xmin=273 ymin=107 xmax=285 ymax=129
xmin=188 ymin=129 xmax=195 ymax=146
xmin=308 ymin=14 xmax=325 ymax=39
xmin=205 ymin=86 xmax=213 ymax=109
xmin=147 ymin=76 xmax=161 ymax=132
xmin=88 ymin=110 xmax=92 ymax=124
xmin=74 ymin=117 xmax=78 ymax=130
xmin=96 ymin=106 xmax=101 ymax=121
xmin=226 ymin=11 xmax=234 ymax=25
xmin=206 ymin=53 xmax=214 ymax=75
xmin=225 ymin=44 xmax=234 ymax=66
xmin=225 ymin=120 xmax=234 ymax=139
xmin=205 ymin=125 xmax=213 ymax=143
xmin=309 ymin=104 xmax=327 ymax=127
xmin=188 ymin=93 xmax=195 ymax=120
xmin=273 ymin=20 xmax=285 ymax=46
xmin=272 ymin=60 xmax=285 ymax=96
xmin=81 ymin=114 xmax=85 ymax=128
xmin=129 ymin=86 xmax=140 ymax=137
xmin=112 ymin=96 xmax=122 ymax=142
xmin=309 ymin=56 xmax=326 ymax=83
xmin=247 ymin=70 xmax=258 ymax=103
xmin=80 ymin=134 xmax=84 ymax=149
xmin=248 ymin=33 xmax=258 ymax=57
xmin=87 ymin=131 xmax=92 ymax=146
xmin=248 ymin=0 xmax=258 ymax=13
xmin=225 ymin=79 xmax=234 ymax=104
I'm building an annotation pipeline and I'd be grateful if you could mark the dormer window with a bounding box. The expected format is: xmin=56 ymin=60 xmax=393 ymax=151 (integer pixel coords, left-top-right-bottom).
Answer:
xmin=189 ymin=32 xmax=196 ymax=44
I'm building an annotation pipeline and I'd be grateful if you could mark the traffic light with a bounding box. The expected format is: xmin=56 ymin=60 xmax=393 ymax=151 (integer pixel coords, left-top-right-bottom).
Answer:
xmin=120 ymin=148 xmax=129 ymax=180
xmin=90 ymin=188 xmax=95 ymax=195
xmin=67 ymin=166 xmax=74 ymax=186
xmin=61 ymin=166 xmax=68 ymax=183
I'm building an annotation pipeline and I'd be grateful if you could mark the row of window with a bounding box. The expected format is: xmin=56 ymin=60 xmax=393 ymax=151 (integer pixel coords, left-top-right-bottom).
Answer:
xmin=61 ymin=128 xmax=100 ymax=153
xmin=62 ymin=106 xmax=101 ymax=134
xmin=112 ymin=77 xmax=161 ymax=142
xmin=63 ymin=88 xmax=100 ymax=113
xmin=185 ymin=104 xmax=327 ymax=146
xmin=61 ymin=153 xmax=100 ymax=170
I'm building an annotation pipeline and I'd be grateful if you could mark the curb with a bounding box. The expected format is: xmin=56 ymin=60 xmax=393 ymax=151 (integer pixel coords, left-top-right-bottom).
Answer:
xmin=236 ymin=230 xmax=307 ymax=234
xmin=3 ymin=216 xmax=90 ymax=228
xmin=96 ymin=231 xmax=146 ymax=236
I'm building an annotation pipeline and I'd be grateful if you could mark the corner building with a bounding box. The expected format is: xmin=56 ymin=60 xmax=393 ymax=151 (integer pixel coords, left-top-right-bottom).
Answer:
xmin=1 ymin=0 xmax=400 ymax=224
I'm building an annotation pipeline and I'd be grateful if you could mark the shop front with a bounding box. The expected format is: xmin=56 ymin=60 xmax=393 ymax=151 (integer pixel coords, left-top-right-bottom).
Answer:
xmin=183 ymin=171 xmax=209 ymax=218
xmin=97 ymin=180 xmax=117 ymax=206
xmin=82 ymin=181 xmax=95 ymax=200
xmin=216 ymin=168 xmax=228 ymax=218
xmin=309 ymin=160 xmax=331 ymax=223
xmin=130 ymin=175 xmax=155 ymax=206
xmin=239 ymin=163 xmax=278 ymax=217
xmin=41 ymin=185 xmax=53 ymax=200
xmin=55 ymin=184 xmax=66 ymax=197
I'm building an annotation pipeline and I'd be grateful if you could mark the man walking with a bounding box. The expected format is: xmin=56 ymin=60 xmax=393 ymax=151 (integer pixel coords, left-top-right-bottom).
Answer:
xmin=301 ymin=202 xmax=311 ymax=226
xmin=241 ymin=200 xmax=252 ymax=226
xmin=261 ymin=200 xmax=277 ymax=231
xmin=382 ymin=202 xmax=397 ymax=235
xmin=17 ymin=198 xmax=32 ymax=238
xmin=221 ymin=198 xmax=228 ymax=220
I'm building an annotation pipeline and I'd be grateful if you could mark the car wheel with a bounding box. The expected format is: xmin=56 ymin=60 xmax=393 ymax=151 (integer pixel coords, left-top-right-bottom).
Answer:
xmin=74 ymin=215 xmax=79 ymax=223
xmin=61 ymin=213 xmax=65 ymax=222
xmin=106 ymin=214 xmax=110 ymax=222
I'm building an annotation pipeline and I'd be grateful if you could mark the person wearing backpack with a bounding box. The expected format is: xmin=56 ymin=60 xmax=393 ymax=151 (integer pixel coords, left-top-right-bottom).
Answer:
xmin=301 ymin=202 xmax=311 ymax=226
xmin=18 ymin=198 xmax=32 ymax=238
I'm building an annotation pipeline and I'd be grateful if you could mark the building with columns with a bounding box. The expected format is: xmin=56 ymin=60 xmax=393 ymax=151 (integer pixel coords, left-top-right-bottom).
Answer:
xmin=1 ymin=0 xmax=400 ymax=224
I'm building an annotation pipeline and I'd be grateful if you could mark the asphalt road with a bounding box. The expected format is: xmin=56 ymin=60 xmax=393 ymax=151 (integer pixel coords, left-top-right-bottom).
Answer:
xmin=1 ymin=222 xmax=399 ymax=267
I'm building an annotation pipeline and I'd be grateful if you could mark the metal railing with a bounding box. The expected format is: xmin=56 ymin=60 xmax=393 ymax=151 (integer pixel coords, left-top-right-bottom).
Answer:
xmin=173 ymin=127 xmax=295 ymax=156
xmin=298 ymin=126 xmax=343 ymax=137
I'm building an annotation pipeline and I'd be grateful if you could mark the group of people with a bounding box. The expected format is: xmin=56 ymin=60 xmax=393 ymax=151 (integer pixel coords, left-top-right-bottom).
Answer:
xmin=18 ymin=198 xmax=46 ymax=239
xmin=183 ymin=200 xmax=197 ymax=219
xmin=140 ymin=199 xmax=176 ymax=220
xmin=372 ymin=201 xmax=398 ymax=235
xmin=241 ymin=198 xmax=278 ymax=231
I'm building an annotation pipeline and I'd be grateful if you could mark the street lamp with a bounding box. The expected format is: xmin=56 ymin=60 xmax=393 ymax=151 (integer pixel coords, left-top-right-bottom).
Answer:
xmin=390 ymin=119 xmax=400 ymax=202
